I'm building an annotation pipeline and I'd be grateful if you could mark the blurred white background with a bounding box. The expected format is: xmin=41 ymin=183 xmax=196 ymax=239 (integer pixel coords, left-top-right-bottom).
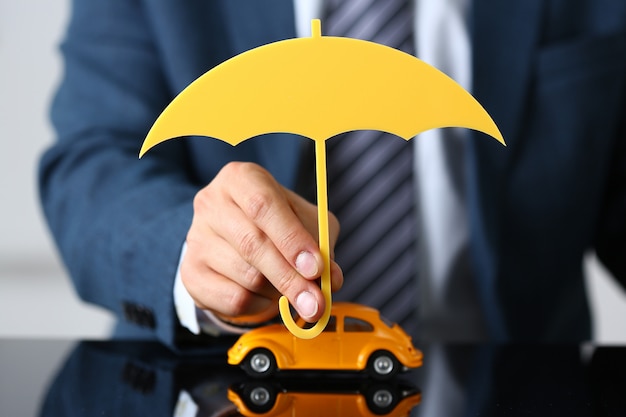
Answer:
xmin=0 ymin=1 xmax=624 ymax=342
xmin=0 ymin=1 xmax=114 ymax=338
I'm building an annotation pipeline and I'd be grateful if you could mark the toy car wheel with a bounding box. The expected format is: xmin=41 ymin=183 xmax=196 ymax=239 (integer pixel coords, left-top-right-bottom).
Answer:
xmin=365 ymin=385 xmax=399 ymax=415
xmin=243 ymin=348 xmax=277 ymax=378
xmin=241 ymin=382 xmax=278 ymax=413
xmin=367 ymin=350 xmax=399 ymax=380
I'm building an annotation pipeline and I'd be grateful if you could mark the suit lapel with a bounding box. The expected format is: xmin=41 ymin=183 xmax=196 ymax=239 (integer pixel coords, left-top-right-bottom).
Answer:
xmin=468 ymin=0 xmax=545 ymax=340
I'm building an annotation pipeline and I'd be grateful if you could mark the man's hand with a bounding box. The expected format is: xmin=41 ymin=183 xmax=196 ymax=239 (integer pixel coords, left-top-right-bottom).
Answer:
xmin=181 ymin=162 xmax=342 ymax=324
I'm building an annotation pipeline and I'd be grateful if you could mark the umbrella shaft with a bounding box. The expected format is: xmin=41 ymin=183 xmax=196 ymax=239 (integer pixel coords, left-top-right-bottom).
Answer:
xmin=315 ymin=140 xmax=332 ymax=303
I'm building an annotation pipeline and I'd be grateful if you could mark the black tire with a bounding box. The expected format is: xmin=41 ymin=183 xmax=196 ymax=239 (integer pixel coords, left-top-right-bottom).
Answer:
xmin=242 ymin=348 xmax=277 ymax=378
xmin=241 ymin=381 xmax=278 ymax=413
xmin=364 ymin=384 xmax=399 ymax=415
xmin=367 ymin=350 xmax=399 ymax=380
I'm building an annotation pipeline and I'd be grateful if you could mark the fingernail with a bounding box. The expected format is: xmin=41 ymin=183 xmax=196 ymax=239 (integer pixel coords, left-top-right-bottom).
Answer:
xmin=296 ymin=291 xmax=318 ymax=319
xmin=295 ymin=251 xmax=318 ymax=278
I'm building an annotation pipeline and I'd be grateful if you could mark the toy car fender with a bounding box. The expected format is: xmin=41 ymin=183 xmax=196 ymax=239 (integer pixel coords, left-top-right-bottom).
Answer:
xmin=229 ymin=337 xmax=293 ymax=370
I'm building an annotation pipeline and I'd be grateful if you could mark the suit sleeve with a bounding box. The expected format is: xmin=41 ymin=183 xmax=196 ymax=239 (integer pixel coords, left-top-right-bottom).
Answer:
xmin=38 ymin=0 xmax=197 ymax=348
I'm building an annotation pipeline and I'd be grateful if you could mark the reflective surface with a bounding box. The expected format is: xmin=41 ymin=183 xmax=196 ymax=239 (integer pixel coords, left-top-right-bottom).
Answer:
xmin=1 ymin=339 xmax=625 ymax=416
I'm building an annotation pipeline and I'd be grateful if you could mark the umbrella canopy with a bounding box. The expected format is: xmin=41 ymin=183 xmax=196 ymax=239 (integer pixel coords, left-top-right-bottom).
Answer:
xmin=141 ymin=20 xmax=504 ymax=339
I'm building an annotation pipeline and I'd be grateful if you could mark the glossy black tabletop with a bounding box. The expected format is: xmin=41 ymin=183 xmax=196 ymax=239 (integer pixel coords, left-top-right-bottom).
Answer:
xmin=1 ymin=338 xmax=625 ymax=416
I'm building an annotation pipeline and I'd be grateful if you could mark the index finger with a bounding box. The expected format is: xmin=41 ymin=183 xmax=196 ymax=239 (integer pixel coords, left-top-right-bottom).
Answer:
xmin=220 ymin=163 xmax=326 ymax=321
xmin=232 ymin=163 xmax=325 ymax=280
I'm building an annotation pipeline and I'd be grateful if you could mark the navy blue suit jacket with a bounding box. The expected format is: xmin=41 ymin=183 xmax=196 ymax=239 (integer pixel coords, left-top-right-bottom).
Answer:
xmin=39 ymin=0 xmax=626 ymax=347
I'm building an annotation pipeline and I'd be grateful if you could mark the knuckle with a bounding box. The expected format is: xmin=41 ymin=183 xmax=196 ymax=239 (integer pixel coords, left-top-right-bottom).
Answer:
xmin=277 ymin=228 xmax=301 ymax=253
xmin=185 ymin=221 xmax=203 ymax=244
xmin=192 ymin=187 xmax=214 ymax=215
xmin=244 ymin=189 xmax=273 ymax=222
xmin=180 ymin=254 xmax=200 ymax=289
xmin=271 ymin=268 xmax=300 ymax=297
xmin=192 ymin=191 xmax=205 ymax=213
xmin=220 ymin=161 xmax=245 ymax=179
xmin=221 ymin=161 xmax=259 ymax=183
xmin=237 ymin=228 xmax=267 ymax=262
xmin=243 ymin=264 xmax=266 ymax=292
xmin=179 ymin=261 xmax=194 ymax=285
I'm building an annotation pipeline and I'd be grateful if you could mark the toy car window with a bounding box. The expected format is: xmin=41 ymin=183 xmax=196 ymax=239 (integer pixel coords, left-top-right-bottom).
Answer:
xmin=325 ymin=316 xmax=337 ymax=332
xmin=344 ymin=317 xmax=374 ymax=332
xmin=302 ymin=316 xmax=336 ymax=332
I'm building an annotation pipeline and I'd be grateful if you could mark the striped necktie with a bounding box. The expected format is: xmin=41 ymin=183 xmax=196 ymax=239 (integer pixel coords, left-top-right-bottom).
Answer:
xmin=323 ymin=0 xmax=418 ymax=332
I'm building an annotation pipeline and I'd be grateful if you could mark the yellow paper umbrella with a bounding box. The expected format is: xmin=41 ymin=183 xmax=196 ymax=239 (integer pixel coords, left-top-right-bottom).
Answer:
xmin=140 ymin=20 xmax=504 ymax=339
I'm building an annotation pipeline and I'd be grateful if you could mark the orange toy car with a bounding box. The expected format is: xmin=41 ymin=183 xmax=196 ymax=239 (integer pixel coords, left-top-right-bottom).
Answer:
xmin=227 ymin=302 xmax=422 ymax=379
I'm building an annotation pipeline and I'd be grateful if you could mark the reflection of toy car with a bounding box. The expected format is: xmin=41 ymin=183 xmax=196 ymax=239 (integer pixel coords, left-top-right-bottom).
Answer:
xmin=228 ymin=378 xmax=421 ymax=416
xmin=227 ymin=302 xmax=422 ymax=379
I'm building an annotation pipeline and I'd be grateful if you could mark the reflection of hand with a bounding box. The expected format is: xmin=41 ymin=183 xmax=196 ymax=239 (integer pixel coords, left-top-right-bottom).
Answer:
xmin=181 ymin=162 xmax=342 ymax=325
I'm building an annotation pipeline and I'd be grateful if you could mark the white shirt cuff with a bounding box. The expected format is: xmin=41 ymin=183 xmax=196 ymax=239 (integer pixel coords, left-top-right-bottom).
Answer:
xmin=173 ymin=243 xmax=201 ymax=334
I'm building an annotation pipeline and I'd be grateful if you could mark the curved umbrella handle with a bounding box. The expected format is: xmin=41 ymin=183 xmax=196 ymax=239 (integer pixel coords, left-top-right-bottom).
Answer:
xmin=278 ymin=138 xmax=333 ymax=339
xmin=278 ymin=267 xmax=332 ymax=339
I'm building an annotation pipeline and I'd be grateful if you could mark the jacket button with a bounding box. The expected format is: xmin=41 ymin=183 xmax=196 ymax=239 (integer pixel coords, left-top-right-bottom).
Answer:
xmin=122 ymin=302 xmax=156 ymax=329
